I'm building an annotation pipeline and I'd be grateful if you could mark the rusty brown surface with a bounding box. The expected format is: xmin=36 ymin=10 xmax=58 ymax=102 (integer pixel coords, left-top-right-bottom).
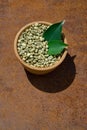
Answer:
xmin=0 ymin=0 xmax=87 ymax=130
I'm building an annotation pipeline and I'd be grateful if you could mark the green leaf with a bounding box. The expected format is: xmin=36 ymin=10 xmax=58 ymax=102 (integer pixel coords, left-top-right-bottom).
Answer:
xmin=43 ymin=20 xmax=65 ymax=41
xmin=48 ymin=40 xmax=68 ymax=55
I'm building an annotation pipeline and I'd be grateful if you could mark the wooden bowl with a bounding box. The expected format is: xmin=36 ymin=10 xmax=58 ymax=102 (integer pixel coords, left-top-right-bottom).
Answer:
xmin=14 ymin=21 xmax=68 ymax=75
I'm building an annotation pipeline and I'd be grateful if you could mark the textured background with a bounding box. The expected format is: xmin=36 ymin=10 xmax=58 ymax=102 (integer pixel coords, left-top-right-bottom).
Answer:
xmin=0 ymin=0 xmax=87 ymax=130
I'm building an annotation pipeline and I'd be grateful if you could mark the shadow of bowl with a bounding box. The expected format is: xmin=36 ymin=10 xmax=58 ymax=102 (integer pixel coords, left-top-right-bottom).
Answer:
xmin=25 ymin=54 xmax=76 ymax=93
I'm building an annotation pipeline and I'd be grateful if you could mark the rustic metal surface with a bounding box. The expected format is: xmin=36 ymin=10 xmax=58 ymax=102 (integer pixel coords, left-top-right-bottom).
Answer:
xmin=0 ymin=0 xmax=87 ymax=130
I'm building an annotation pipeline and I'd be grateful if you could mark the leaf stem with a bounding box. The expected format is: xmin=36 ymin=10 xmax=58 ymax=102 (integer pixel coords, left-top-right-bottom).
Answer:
xmin=62 ymin=20 xmax=66 ymax=25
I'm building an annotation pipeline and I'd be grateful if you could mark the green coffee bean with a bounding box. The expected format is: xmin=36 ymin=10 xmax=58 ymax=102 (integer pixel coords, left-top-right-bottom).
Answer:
xmin=17 ymin=23 xmax=60 ymax=67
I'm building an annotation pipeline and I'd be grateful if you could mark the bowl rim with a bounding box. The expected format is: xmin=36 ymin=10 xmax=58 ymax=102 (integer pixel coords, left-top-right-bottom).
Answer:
xmin=14 ymin=21 xmax=68 ymax=71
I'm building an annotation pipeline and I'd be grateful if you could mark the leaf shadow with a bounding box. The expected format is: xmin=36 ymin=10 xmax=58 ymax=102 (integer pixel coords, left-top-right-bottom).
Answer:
xmin=25 ymin=54 xmax=76 ymax=93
